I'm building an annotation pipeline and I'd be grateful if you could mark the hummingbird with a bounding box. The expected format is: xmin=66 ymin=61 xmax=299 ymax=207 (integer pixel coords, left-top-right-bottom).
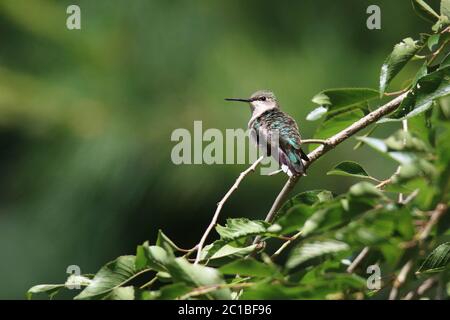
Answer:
xmin=225 ymin=90 xmax=309 ymax=176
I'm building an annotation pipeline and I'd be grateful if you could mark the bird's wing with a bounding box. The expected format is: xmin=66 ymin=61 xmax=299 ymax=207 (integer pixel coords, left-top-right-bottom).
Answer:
xmin=252 ymin=110 xmax=309 ymax=161
xmin=274 ymin=113 xmax=310 ymax=162
xmin=273 ymin=113 xmax=301 ymax=148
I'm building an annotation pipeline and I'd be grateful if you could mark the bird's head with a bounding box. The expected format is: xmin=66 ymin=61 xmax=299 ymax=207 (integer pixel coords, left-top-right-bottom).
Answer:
xmin=225 ymin=90 xmax=279 ymax=114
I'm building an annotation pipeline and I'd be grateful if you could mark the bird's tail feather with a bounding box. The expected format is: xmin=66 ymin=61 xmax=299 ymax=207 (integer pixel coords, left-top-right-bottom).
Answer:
xmin=280 ymin=148 xmax=307 ymax=176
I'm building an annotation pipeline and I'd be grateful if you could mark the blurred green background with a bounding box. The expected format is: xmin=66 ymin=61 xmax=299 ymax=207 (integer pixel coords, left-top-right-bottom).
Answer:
xmin=0 ymin=0 xmax=434 ymax=298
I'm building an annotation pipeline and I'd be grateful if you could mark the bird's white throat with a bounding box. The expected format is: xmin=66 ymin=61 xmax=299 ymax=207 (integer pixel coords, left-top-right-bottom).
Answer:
xmin=248 ymin=100 xmax=278 ymax=127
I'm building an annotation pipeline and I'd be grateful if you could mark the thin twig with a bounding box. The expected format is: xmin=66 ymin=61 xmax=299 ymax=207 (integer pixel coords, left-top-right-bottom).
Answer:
xmin=418 ymin=203 xmax=447 ymax=241
xmin=251 ymin=92 xmax=409 ymax=256
xmin=441 ymin=26 xmax=450 ymax=34
xmin=177 ymin=282 xmax=254 ymax=300
xmin=139 ymin=276 xmax=157 ymax=290
xmin=175 ymin=244 xmax=198 ymax=253
xmin=389 ymin=260 xmax=414 ymax=300
xmin=428 ymin=39 xmax=449 ymax=65
xmin=194 ymin=156 xmax=265 ymax=264
xmin=264 ymin=175 xmax=301 ymax=224
xmin=403 ymin=277 xmax=437 ymax=300
xmin=389 ymin=203 xmax=447 ymax=299
xmin=301 ymin=139 xmax=328 ymax=145
xmin=401 ymin=189 xmax=419 ymax=205
xmin=398 ymin=119 xmax=408 ymax=203
xmin=271 ymin=230 xmax=303 ymax=260
xmin=375 ymin=179 xmax=391 ymax=189
xmin=200 ymin=91 xmax=407 ymax=263
xmin=384 ymin=88 xmax=408 ymax=96
xmin=267 ymin=169 xmax=283 ymax=176
xmin=346 ymin=247 xmax=370 ymax=273
xmin=263 ymin=92 xmax=409 ymax=224
xmin=251 ymin=175 xmax=300 ymax=247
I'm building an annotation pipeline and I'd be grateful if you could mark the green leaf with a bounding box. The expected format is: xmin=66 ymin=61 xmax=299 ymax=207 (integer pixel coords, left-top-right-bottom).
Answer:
xmin=306 ymin=106 xmax=328 ymax=121
xmin=273 ymin=204 xmax=314 ymax=235
xmin=156 ymin=271 xmax=172 ymax=282
xmin=356 ymin=130 xmax=435 ymax=183
xmin=27 ymin=274 xmax=92 ymax=300
xmin=349 ymin=182 xmax=383 ymax=198
xmin=393 ymin=160 xmax=437 ymax=184
xmin=27 ymin=284 xmax=65 ymax=300
xmin=436 ymin=123 xmax=450 ymax=205
xmin=327 ymin=161 xmax=373 ymax=180
xmin=240 ymin=283 xmax=298 ymax=299
xmin=417 ymin=242 xmax=450 ymax=274
xmin=427 ymin=34 xmax=440 ymax=51
xmin=279 ymin=190 xmax=333 ymax=214
xmin=314 ymin=109 xmax=365 ymax=139
xmin=337 ymin=208 xmax=403 ymax=247
xmin=157 ymin=283 xmax=193 ymax=300
xmin=310 ymin=88 xmax=378 ymax=120
xmin=307 ymin=275 xmax=367 ymax=299
xmin=286 ymin=240 xmax=350 ymax=269
xmin=441 ymin=0 xmax=450 ymax=20
xmin=65 ymin=274 xmax=93 ymax=289
xmin=75 ymin=255 xmax=144 ymax=300
xmin=156 ymin=230 xmax=181 ymax=253
xmin=200 ymin=243 xmax=258 ymax=262
xmin=298 ymin=197 xmax=375 ymax=238
xmin=353 ymin=125 xmax=378 ymax=150
xmin=384 ymin=130 xmax=430 ymax=152
xmin=359 ymin=130 xmax=429 ymax=154
xmin=219 ymin=259 xmax=276 ymax=277
xmin=302 ymin=205 xmax=344 ymax=236
xmin=411 ymin=0 xmax=440 ymax=23
xmin=311 ymin=88 xmax=379 ymax=110
xmin=356 ymin=136 xmax=418 ymax=165
xmin=275 ymin=190 xmax=333 ymax=226
xmin=380 ymin=67 xmax=450 ymax=122
xmin=357 ymin=136 xmax=388 ymax=152
xmin=105 ymin=286 xmax=135 ymax=300
xmin=165 ymin=257 xmax=231 ymax=300
xmin=379 ymin=37 xmax=420 ymax=95
xmin=136 ymin=243 xmax=169 ymax=272
xmin=440 ymin=52 xmax=450 ymax=69
xmin=412 ymin=61 xmax=428 ymax=88
xmin=216 ymin=218 xmax=271 ymax=242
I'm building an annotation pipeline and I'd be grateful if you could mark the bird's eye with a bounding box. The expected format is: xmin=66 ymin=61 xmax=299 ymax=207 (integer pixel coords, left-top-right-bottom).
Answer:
xmin=260 ymin=96 xmax=266 ymax=101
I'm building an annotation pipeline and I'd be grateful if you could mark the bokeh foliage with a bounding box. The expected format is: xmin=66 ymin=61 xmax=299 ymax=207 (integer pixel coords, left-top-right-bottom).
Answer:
xmin=0 ymin=0 xmax=447 ymax=299
xmin=28 ymin=0 xmax=450 ymax=300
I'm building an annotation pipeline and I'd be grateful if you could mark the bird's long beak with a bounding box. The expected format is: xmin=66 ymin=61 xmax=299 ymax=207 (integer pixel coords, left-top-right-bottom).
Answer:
xmin=224 ymin=98 xmax=252 ymax=103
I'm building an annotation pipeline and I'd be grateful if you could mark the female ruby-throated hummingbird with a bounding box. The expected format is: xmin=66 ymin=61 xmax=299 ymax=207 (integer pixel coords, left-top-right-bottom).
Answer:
xmin=225 ymin=90 xmax=309 ymax=176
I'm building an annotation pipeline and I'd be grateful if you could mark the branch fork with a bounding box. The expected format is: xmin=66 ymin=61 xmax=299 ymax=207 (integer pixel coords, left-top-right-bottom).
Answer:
xmin=194 ymin=91 xmax=409 ymax=265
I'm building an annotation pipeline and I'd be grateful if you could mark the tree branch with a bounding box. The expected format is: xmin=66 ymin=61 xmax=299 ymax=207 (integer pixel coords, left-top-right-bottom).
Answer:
xmin=269 ymin=229 xmax=302 ymax=260
xmin=263 ymin=92 xmax=409 ymax=224
xmin=194 ymin=156 xmax=265 ymax=264
xmin=250 ymin=92 xmax=410 ymax=253
xmin=389 ymin=260 xmax=414 ymax=300
xmin=418 ymin=203 xmax=447 ymax=241
xmin=178 ymin=281 xmax=254 ymax=300
xmin=201 ymin=91 xmax=409 ymax=263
